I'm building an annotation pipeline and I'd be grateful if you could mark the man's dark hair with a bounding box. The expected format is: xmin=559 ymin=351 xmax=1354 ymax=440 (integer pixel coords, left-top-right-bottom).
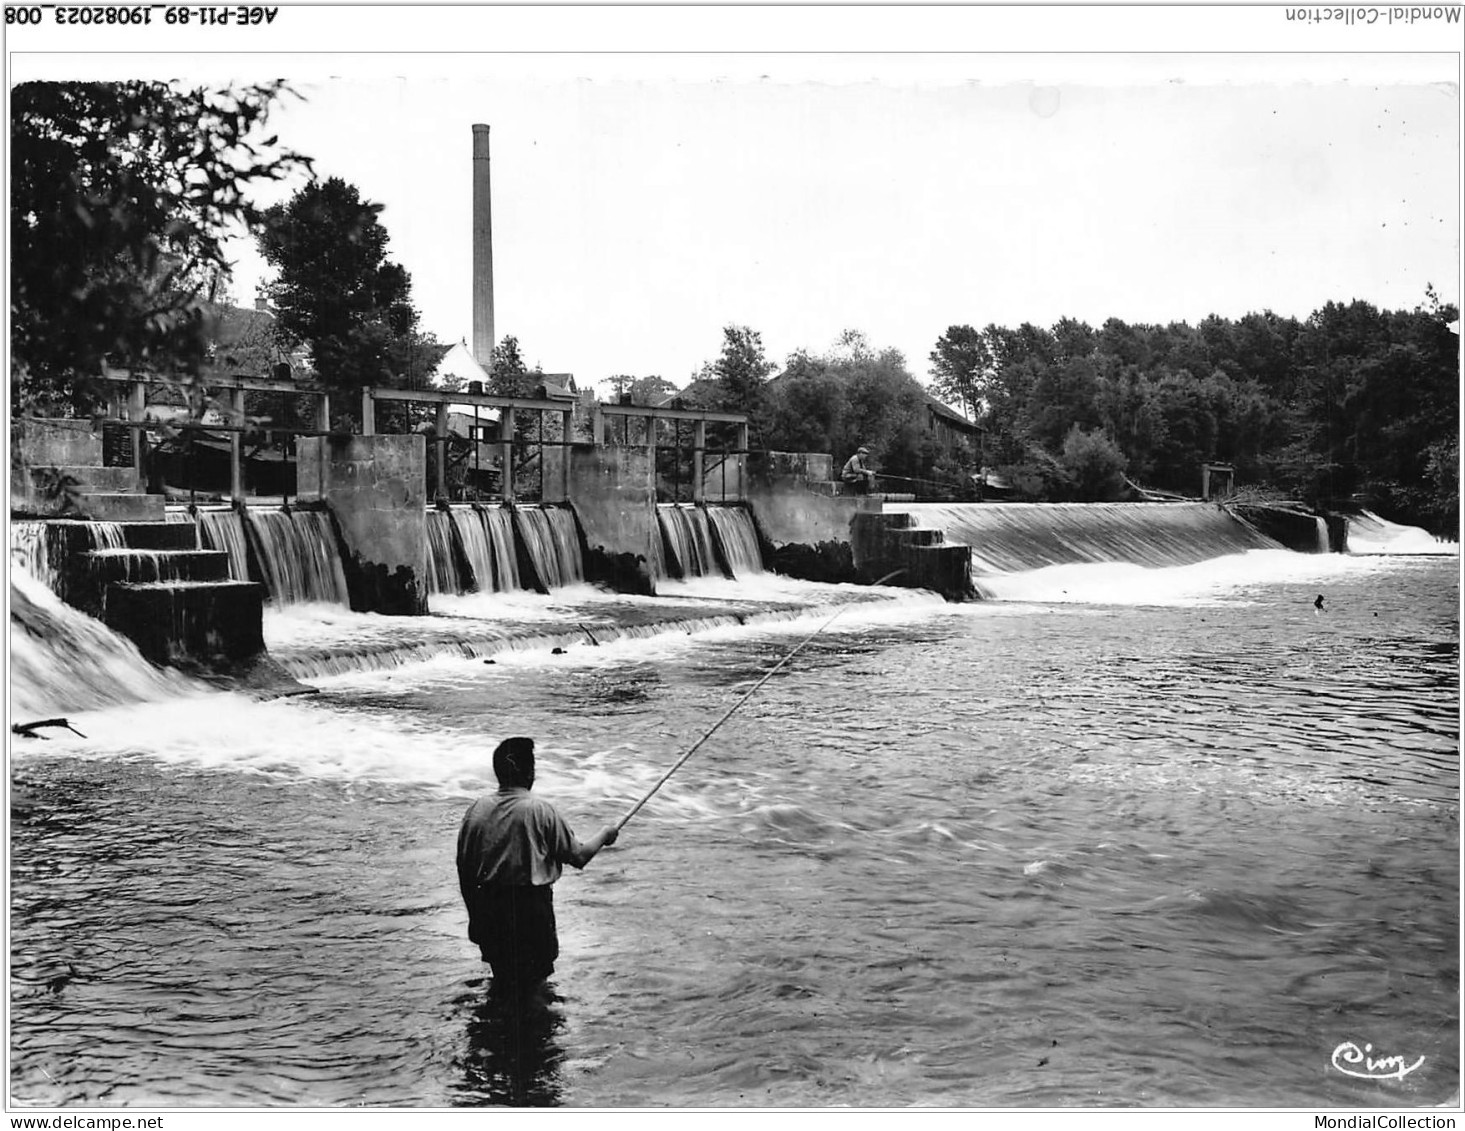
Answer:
xmin=493 ymin=736 xmax=535 ymax=788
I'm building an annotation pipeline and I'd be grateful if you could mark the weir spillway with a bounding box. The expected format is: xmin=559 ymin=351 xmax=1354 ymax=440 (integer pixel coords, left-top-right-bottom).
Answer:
xmin=12 ymin=496 xmax=1449 ymax=708
xmin=9 ymin=502 xmax=779 ymax=682
xmin=887 ymin=502 xmax=1282 ymax=574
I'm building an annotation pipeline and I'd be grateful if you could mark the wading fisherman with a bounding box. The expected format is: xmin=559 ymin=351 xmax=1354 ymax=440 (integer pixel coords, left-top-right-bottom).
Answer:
xmin=457 ymin=736 xmax=619 ymax=992
xmin=841 ymin=446 xmax=877 ymax=495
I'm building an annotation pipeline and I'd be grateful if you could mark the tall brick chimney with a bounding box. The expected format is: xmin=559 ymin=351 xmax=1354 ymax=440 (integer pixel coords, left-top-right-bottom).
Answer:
xmin=472 ymin=123 xmax=495 ymax=369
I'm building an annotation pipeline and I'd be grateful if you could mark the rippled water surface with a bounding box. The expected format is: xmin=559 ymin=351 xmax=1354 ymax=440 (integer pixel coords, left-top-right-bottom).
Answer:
xmin=9 ymin=552 xmax=1459 ymax=1108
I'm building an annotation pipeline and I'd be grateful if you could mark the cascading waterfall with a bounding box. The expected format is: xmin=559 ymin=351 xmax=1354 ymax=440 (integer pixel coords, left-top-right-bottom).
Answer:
xmin=85 ymin=548 xmax=202 ymax=586
xmin=10 ymin=570 xmax=203 ymax=718
xmin=244 ymin=509 xmax=351 ymax=605
xmin=197 ymin=510 xmax=252 ymax=582
xmin=423 ymin=506 xmax=525 ymax=594
xmin=10 ymin=520 xmax=128 ymax=595
xmin=1345 ymin=510 xmax=1452 ymax=555
xmin=1315 ymin=516 xmax=1330 ymax=553
xmin=648 ymin=519 xmax=670 ymax=581
xmin=658 ymin=504 xmax=723 ymax=579
xmin=87 ymin=521 xmax=128 ymax=552
xmin=478 ymin=507 xmax=523 ymax=592
xmin=450 ymin=507 xmax=501 ymax=592
xmin=892 ymin=502 xmax=1282 ymax=575
xmin=425 ymin=510 xmax=462 ymax=596
xmin=544 ymin=507 xmax=585 ymax=587
xmin=706 ymin=506 xmax=764 ymax=577
xmin=11 ymin=521 xmax=56 ymax=591
xmin=514 ymin=506 xmax=586 ymax=590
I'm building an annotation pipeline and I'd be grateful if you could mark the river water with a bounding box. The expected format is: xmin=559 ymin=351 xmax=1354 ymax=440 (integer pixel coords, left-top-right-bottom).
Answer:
xmin=8 ymin=548 xmax=1459 ymax=1109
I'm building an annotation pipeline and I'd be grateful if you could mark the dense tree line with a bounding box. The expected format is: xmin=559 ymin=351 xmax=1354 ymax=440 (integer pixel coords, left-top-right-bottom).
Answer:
xmin=930 ymin=297 xmax=1458 ymax=535
xmin=674 ymin=327 xmax=979 ymax=495
xmin=652 ymin=298 xmax=1455 ymax=536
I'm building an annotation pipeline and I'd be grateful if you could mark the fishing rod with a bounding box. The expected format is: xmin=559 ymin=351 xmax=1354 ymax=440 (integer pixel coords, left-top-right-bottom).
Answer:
xmin=876 ymin=472 xmax=967 ymax=491
xmin=615 ymin=568 xmax=906 ymax=832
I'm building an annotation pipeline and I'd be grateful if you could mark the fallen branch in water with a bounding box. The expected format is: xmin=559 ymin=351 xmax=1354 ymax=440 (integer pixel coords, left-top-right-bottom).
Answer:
xmin=11 ymin=718 xmax=86 ymax=740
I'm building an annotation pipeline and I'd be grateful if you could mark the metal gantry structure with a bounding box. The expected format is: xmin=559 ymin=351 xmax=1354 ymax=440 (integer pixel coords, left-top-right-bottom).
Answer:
xmin=93 ymin=372 xmax=750 ymax=506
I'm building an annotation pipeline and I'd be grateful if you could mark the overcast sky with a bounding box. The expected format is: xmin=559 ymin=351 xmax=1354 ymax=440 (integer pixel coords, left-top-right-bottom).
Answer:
xmin=10 ymin=26 xmax=1461 ymax=396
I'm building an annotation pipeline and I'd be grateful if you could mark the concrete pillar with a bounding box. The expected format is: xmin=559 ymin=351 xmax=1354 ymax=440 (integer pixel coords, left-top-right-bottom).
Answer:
xmin=361 ymin=389 xmax=376 ymax=435
xmin=645 ymin=412 xmax=657 ymax=497
xmin=128 ymin=379 xmax=147 ymax=479
xmin=500 ymin=406 xmax=515 ymax=503
xmin=591 ymin=405 xmax=605 ymax=446
xmin=736 ymin=422 xmax=750 ymax=500
xmin=294 ymin=434 xmax=428 ymax=615
xmin=561 ymin=409 xmax=574 ymax=499
xmin=435 ymin=402 xmax=449 ymax=499
xmin=566 ymin=444 xmax=659 ymax=596
xmin=692 ymin=419 xmax=706 ymax=503
xmin=229 ymin=387 xmax=245 ymax=503
xmin=472 ymin=123 xmax=495 ymax=368
xmin=316 ymin=391 xmax=331 ymax=435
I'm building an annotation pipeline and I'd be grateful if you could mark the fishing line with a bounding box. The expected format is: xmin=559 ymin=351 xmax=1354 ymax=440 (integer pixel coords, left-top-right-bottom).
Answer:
xmin=615 ymin=568 xmax=907 ymax=831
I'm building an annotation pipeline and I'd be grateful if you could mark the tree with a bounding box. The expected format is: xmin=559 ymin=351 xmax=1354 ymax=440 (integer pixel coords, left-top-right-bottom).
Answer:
xmin=989 ymin=322 xmax=1058 ymax=369
xmin=1096 ymin=317 xmax=1154 ymax=369
xmin=606 ymin=374 xmax=678 ymax=406
xmin=389 ymin=327 xmax=451 ymax=394
xmin=1422 ymin=434 xmax=1459 ymax=540
xmin=1146 ymin=369 xmax=1223 ymax=492
xmin=257 ymin=177 xmax=418 ymax=393
xmin=11 ymin=80 xmax=306 ymax=414
xmin=487 ymin=335 xmax=540 ymax=398
xmin=483 ymin=335 xmax=553 ymax=493
xmin=710 ymin=324 xmax=776 ymax=428
xmin=1059 ymin=425 xmax=1128 ymax=501
xmin=928 ymin=324 xmax=990 ymax=424
xmin=973 ymin=322 xmax=1051 ymax=464
xmin=1227 ymin=310 xmax=1300 ymax=397
xmin=1051 ymin=317 xmax=1097 ymax=362
xmin=1295 ymin=296 xmax=1460 ymax=526
xmin=762 ymin=333 xmax=972 ymax=492
xmin=931 ymin=295 xmax=1455 ymax=527
xmin=1017 ymin=355 xmax=1105 ymax=451
xmin=1095 ymin=362 xmax=1166 ymax=483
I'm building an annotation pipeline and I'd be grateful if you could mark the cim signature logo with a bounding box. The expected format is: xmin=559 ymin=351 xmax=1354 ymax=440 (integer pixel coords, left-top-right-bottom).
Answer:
xmin=1331 ymin=1040 xmax=1426 ymax=1081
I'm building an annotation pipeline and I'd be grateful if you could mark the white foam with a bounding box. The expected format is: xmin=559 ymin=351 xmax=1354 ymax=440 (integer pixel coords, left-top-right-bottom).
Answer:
xmin=975 ymin=548 xmax=1401 ymax=606
xmin=11 ymin=691 xmax=589 ymax=791
xmin=9 ymin=572 xmax=207 ymax=718
xmin=11 ymin=691 xmax=740 ymax=830
xmin=1347 ymin=510 xmax=1456 ymax=555
xmin=427 ymin=583 xmax=621 ymax=619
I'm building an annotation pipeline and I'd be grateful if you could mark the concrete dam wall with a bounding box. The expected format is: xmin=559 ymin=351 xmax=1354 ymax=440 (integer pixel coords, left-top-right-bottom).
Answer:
xmin=19 ymin=417 xmax=1360 ymax=686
